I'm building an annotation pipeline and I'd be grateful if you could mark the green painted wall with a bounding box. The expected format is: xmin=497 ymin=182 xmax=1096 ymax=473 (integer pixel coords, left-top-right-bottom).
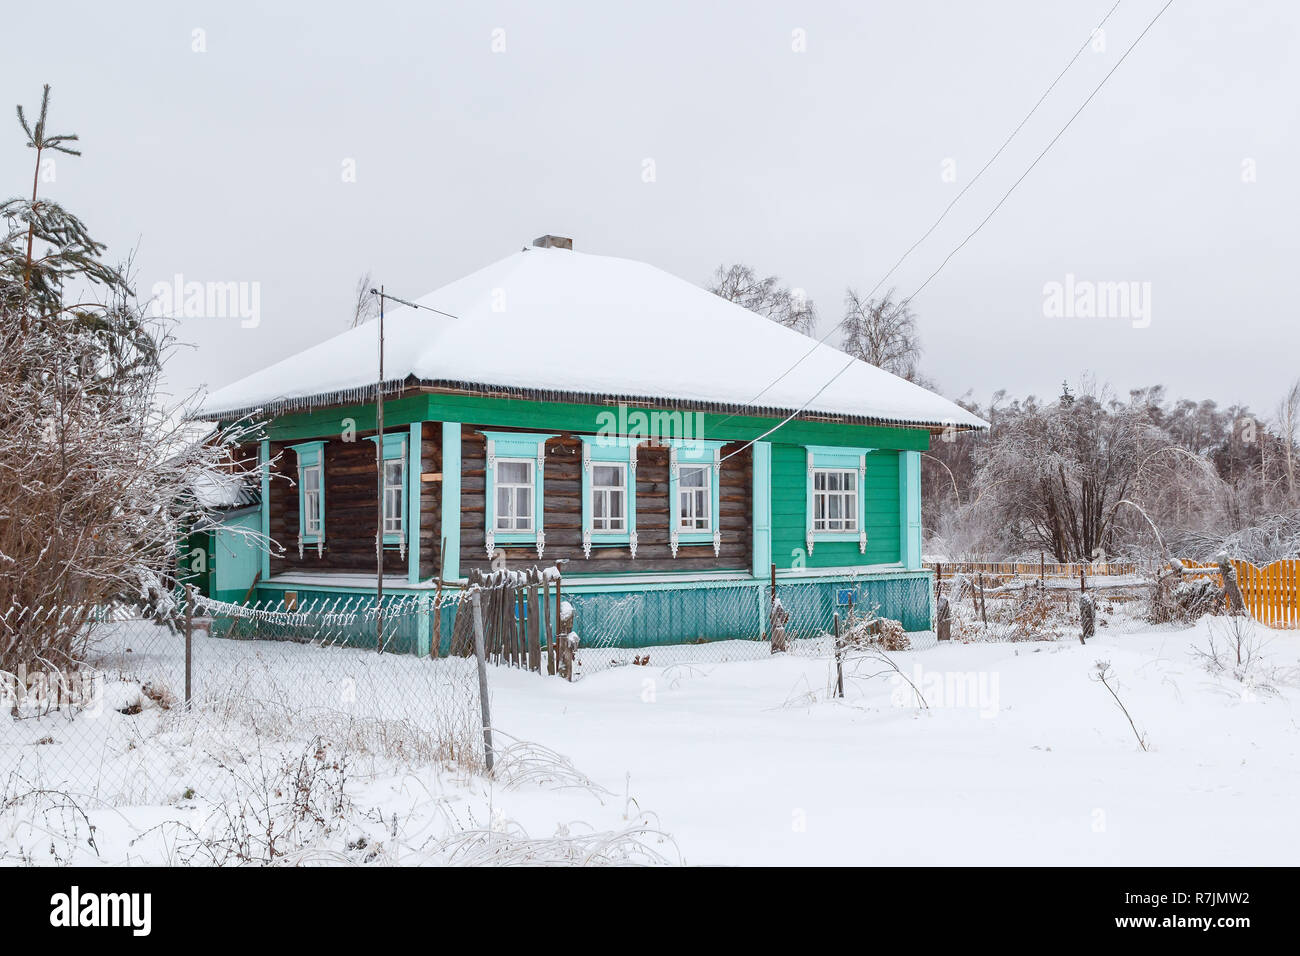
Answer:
xmin=770 ymin=443 xmax=901 ymax=570
xmin=213 ymin=511 xmax=262 ymax=601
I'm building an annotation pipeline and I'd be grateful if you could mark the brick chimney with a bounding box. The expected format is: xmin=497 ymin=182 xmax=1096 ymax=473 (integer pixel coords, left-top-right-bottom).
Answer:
xmin=532 ymin=235 xmax=573 ymax=250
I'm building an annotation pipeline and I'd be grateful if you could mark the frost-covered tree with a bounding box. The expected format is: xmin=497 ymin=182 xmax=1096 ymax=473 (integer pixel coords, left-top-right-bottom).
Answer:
xmin=974 ymin=389 xmax=1176 ymax=562
xmin=0 ymin=86 xmax=261 ymax=673
xmin=708 ymin=263 xmax=817 ymax=335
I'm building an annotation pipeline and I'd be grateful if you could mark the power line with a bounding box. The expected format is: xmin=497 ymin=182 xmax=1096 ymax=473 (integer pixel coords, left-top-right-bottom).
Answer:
xmin=720 ymin=0 xmax=1176 ymax=464
xmin=710 ymin=0 xmax=1125 ymax=432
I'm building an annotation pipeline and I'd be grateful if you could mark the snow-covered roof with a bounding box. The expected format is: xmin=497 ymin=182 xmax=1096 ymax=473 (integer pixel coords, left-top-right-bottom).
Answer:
xmin=197 ymin=245 xmax=988 ymax=431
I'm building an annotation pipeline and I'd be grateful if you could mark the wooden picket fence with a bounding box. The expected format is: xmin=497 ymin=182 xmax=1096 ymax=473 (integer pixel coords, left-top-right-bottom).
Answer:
xmin=1178 ymin=559 xmax=1300 ymax=630
xmin=447 ymin=566 xmax=577 ymax=678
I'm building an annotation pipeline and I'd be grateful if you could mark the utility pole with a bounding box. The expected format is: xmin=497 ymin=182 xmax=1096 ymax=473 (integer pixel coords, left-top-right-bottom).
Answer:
xmin=375 ymin=285 xmax=385 ymax=652
xmin=365 ymin=285 xmax=457 ymax=654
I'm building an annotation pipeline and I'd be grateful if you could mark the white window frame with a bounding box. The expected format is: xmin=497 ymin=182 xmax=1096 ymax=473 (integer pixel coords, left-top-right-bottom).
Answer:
xmin=302 ymin=462 xmax=323 ymax=536
xmin=812 ymin=467 xmax=858 ymax=533
xmin=667 ymin=440 xmax=725 ymax=557
xmin=382 ymin=457 xmax=405 ymax=536
xmin=590 ymin=460 xmax=628 ymax=532
xmin=677 ymin=463 xmax=712 ymax=532
xmin=482 ymin=431 xmax=555 ymax=559
xmin=804 ymin=445 xmax=870 ymax=555
xmin=494 ymin=457 xmax=536 ymax=533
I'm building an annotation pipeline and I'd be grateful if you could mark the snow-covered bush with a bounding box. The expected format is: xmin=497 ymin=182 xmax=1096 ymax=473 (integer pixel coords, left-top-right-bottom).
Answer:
xmin=0 ymin=86 xmax=264 ymax=673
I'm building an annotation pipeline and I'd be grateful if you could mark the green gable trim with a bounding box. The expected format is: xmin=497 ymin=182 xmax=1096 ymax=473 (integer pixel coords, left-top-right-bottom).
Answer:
xmin=481 ymin=430 xmax=556 ymax=558
xmin=251 ymin=393 xmax=930 ymax=451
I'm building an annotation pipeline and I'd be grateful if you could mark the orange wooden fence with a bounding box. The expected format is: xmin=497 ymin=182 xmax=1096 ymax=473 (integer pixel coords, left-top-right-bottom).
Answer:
xmin=1179 ymin=559 xmax=1300 ymax=630
xmin=928 ymin=558 xmax=1300 ymax=628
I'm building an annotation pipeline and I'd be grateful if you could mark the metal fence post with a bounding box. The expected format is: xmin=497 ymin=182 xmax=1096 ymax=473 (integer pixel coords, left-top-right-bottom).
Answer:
xmin=833 ymin=611 xmax=843 ymax=699
xmin=469 ymin=589 xmax=494 ymax=773
xmin=184 ymin=584 xmax=194 ymax=710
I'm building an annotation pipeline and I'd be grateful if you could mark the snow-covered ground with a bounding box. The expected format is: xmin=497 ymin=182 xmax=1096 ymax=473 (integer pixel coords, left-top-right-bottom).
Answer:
xmin=4 ymin=617 xmax=1298 ymax=865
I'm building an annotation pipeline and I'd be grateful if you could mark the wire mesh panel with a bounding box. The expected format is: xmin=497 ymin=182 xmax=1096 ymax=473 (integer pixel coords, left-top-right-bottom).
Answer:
xmin=566 ymin=573 xmax=935 ymax=677
xmin=0 ymin=599 xmax=484 ymax=811
xmin=0 ymin=573 xmax=934 ymax=812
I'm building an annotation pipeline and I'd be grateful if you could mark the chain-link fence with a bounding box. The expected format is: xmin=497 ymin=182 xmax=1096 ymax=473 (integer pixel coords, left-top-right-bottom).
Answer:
xmin=564 ymin=574 xmax=936 ymax=677
xmin=1 ymin=599 xmax=484 ymax=812
xmin=1 ymin=572 xmax=934 ymax=811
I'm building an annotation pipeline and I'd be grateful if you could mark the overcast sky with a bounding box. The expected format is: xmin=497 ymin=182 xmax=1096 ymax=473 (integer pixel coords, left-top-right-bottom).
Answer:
xmin=5 ymin=0 xmax=1296 ymax=417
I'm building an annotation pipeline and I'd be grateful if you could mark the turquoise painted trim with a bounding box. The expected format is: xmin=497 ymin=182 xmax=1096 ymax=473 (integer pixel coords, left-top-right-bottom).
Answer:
xmin=255 ymin=566 xmax=929 ymax=596
xmin=560 ymin=568 xmax=930 ymax=595
xmin=666 ymin=440 xmax=725 ymax=546
xmin=259 ymin=579 xmax=427 ymax=595
xmin=259 ymin=439 xmax=271 ymax=580
xmin=481 ymin=431 xmax=555 ymax=552
xmin=366 ymin=432 xmax=409 ymax=546
xmin=440 ymin=422 xmax=461 ymax=581
xmin=751 ymin=441 xmax=772 ymax=578
xmin=255 ymin=393 xmax=932 ymax=451
xmin=580 ymin=437 xmax=638 ymax=548
xmin=417 ymin=592 xmax=431 ymax=655
xmin=805 ymin=445 xmax=870 ymax=547
xmin=408 ymin=422 xmax=422 ymax=584
xmin=287 ymin=440 xmax=326 ymax=545
xmin=900 ymin=449 xmax=922 ymax=570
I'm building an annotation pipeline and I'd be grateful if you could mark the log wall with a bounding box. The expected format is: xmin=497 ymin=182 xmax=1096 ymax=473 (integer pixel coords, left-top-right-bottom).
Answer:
xmin=266 ymin=427 xmax=439 ymax=578
xmin=458 ymin=426 xmax=752 ymax=575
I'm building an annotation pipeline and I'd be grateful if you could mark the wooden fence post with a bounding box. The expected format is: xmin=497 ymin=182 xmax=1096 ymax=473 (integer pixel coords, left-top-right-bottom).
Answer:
xmin=555 ymin=572 xmax=564 ymax=678
xmin=527 ymin=577 xmax=541 ymax=673
xmin=769 ymin=562 xmax=777 ymax=644
xmin=543 ymin=577 xmax=555 ymax=676
xmin=977 ymin=572 xmax=988 ymax=627
xmin=469 ymin=589 xmax=494 ymax=773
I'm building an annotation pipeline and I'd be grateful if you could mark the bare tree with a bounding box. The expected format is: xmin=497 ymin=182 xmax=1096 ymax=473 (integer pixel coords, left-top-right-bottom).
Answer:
xmin=350 ymin=270 xmax=377 ymax=328
xmin=708 ymin=263 xmax=816 ymax=335
xmin=840 ymin=288 xmax=922 ymax=380
xmin=1275 ymin=378 xmax=1300 ymax=504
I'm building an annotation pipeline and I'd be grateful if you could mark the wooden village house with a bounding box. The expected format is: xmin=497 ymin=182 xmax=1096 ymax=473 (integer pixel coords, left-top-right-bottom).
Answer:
xmin=194 ymin=236 xmax=987 ymax=653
